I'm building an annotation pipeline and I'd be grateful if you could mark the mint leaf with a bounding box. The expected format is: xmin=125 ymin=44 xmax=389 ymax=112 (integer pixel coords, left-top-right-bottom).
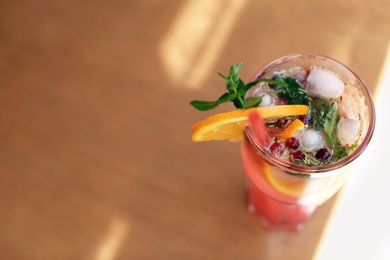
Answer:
xmin=217 ymin=92 xmax=237 ymax=103
xmin=310 ymin=99 xmax=355 ymax=164
xmin=274 ymin=76 xmax=310 ymax=106
xmin=243 ymin=96 xmax=264 ymax=109
xmin=190 ymin=62 xmax=290 ymax=111
xmin=189 ymin=100 xmax=219 ymax=111
xmin=323 ymin=102 xmax=339 ymax=147
xmin=217 ymin=72 xmax=229 ymax=81
xmin=232 ymin=62 xmax=243 ymax=75
xmin=190 ymin=92 xmax=236 ymax=111
xmin=331 ymin=147 xmax=348 ymax=163
xmin=311 ymin=99 xmax=333 ymax=131
xmin=255 ymin=78 xmax=289 ymax=87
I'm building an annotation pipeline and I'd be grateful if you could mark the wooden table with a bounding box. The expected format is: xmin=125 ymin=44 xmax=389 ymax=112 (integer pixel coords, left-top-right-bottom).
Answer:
xmin=0 ymin=1 xmax=388 ymax=259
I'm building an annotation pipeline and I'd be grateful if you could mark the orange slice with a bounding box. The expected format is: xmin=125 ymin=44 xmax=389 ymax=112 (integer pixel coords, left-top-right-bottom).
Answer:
xmin=192 ymin=105 xmax=309 ymax=142
xmin=281 ymin=118 xmax=304 ymax=140
xmin=263 ymin=164 xmax=310 ymax=197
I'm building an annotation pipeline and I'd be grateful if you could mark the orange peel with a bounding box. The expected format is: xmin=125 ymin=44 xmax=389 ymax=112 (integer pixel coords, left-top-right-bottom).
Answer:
xmin=281 ymin=118 xmax=305 ymax=140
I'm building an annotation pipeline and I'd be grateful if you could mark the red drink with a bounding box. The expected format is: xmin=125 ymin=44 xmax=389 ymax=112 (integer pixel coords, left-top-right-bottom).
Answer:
xmin=240 ymin=54 xmax=375 ymax=231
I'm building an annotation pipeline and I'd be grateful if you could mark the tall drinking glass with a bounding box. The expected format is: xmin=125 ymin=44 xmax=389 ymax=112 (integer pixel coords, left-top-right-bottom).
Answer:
xmin=240 ymin=54 xmax=375 ymax=231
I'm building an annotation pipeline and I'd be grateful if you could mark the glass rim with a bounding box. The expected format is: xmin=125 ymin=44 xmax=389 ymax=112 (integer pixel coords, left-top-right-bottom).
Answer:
xmin=244 ymin=53 xmax=376 ymax=176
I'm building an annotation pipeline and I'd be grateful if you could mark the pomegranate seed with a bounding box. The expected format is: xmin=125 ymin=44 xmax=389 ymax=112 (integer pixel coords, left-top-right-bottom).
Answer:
xmin=291 ymin=150 xmax=306 ymax=161
xmin=299 ymin=115 xmax=310 ymax=125
xmin=315 ymin=148 xmax=332 ymax=162
xmin=285 ymin=137 xmax=300 ymax=151
xmin=279 ymin=98 xmax=289 ymax=105
xmin=277 ymin=117 xmax=288 ymax=127
xmin=269 ymin=142 xmax=285 ymax=157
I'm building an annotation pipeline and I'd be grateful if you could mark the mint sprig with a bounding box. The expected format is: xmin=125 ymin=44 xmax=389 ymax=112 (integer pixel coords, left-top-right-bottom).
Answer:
xmin=273 ymin=75 xmax=311 ymax=106
xmin=190 ymin=62 xmax=288 ymax=111
xmin=310 ymin=99 xmax=355 ymax=164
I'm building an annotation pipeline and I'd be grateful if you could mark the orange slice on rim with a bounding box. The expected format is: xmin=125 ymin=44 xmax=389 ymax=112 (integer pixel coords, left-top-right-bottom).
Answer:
xmin=191 ymin=105 xmax=309 ymax=142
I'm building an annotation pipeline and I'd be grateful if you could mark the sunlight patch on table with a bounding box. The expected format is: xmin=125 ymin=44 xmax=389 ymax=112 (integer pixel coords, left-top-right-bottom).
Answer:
xmin=159 ymin=0 xmax=247 ymax=89
xmin=94 ymin=217 xmax=130 ymax=260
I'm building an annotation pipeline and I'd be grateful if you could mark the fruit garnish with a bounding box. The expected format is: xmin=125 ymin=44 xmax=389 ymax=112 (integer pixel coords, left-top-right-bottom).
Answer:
xmin=281 ymin=118 xmax=304 ymax=140
xmin=263 ymin=164 xmax=309 ymax=197
xmin=191 ymin=105 xmax=309 ymax=142
xmin=190 ymin=62 xmax=288 ymax=111
xmin=269 ymin=142 xmax=285 ymax=156
xmin=285 ymin=137 xmax=301 ymax=151
xmin=315 ymin=148 xmax=332 ymax=162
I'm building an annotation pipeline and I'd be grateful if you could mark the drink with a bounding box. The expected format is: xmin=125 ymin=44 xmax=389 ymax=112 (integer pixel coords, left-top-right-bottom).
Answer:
xmin=240 ymin=54 xmax=376 ymax=231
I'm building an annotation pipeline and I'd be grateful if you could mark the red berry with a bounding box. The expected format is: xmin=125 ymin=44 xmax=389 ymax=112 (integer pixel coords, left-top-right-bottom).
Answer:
xmin=285 ymin=137 xmax=300 ymax=151
xmin=277 ymin=118 xmax=288 ymax=127
xmin=315 ymin=148 xmax=332 ymax=162
xmin=291 ymin=150 xmax=306 ymax=161
xmin=279 ymin=98 xmax=289 ymax=105
xmin=298 ymin=115 xmax=310 ymax=125
xmin=269 ymin=142 xmax=285 ymax=157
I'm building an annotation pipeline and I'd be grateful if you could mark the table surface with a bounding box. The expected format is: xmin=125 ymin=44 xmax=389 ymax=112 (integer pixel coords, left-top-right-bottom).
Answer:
xmin=0 ymin=1 xmax=389 ymax=259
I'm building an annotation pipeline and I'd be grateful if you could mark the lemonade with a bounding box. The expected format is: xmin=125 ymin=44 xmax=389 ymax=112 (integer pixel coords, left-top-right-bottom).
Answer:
xmin=190 ymin=54 xmax=375 ymax=231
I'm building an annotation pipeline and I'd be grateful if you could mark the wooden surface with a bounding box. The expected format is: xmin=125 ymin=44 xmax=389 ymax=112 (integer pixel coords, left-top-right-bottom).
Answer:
xmin=0 ymin=1 xmax=388 ymax=259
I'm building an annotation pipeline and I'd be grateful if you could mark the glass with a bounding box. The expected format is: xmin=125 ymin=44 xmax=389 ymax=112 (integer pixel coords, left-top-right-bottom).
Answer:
xmin=240 ymin=54 xmax=376 ymax=231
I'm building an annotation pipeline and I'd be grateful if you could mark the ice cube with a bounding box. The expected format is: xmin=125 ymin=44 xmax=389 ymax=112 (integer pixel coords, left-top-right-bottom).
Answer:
xmin=291 ymin=66 xmax=308 ymax=83
xmin=293 ymin=71 xmax=307 ymax=84
xmin=340 ymin=93 xmax=359 ymax=120
xmin=246 ymin=86 xmax=276 ymax=107
xmin=256 ymin=92 xmax=275 ymax=107
xmin=337 ymin=118 xmax=360 ymax=146
xmin=245 ymin=84 xmax=261 ymax=98
xmin=301 ymin=128 xmax=325 ymax=152
xmin=306 ymin=69 xmax=344 ymax=99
